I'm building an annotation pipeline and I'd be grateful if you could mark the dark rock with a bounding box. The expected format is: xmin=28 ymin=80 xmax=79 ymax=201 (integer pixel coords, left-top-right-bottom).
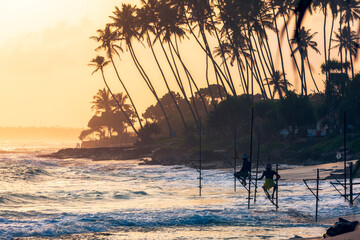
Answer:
xmin=39 ymin=147 xmax=151 ymax=161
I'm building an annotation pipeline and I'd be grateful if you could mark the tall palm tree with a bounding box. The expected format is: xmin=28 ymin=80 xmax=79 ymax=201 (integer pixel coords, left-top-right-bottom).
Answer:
xmin=270 ymin=0 xmax=287 ymax=88
xmin=110 ymin=3 xmax=174 ymax=135
xmin=291 ymin=27 xmax=320 ymax=95
xmin=332 ymin=26 xmax=359 ymax=75
xmin=340 ymin=0 xmax=360 ymax=78
xmin=88 ymin=55 xmax=138 ymax=134
xmin=91 ymin=25 xmax=143 ymax=130
xmin=327 ymin=0 xmax=341 ymax=63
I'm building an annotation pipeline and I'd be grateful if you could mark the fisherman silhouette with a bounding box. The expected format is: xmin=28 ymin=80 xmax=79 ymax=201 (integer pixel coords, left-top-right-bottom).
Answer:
xmin=234 ymin=154 xmax=251 ymax=186
xmin=256 ymin=163 xmax=280 ymax=199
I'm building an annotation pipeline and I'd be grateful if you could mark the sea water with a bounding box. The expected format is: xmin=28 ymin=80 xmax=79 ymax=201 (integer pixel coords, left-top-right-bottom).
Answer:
xmin=0 ymin=142 xmax=359 ymax=239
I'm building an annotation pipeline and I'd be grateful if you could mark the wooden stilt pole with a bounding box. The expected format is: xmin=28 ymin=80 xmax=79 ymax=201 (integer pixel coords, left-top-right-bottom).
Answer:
xmin=316 ymin=168 xmax=319 ymax=222
xmin=304 ymin=169 xmax=326 ymax=222
xmin=234 ymin=123 xmax=237 ymax=192
xmin=276 ymin=164 xmax=279 ymax=209
xmin=199 ymin=118 xmax=202 ymax=196
xmin=344 ymin=111 xmax=347 ymax=199
xmin=254 ymin=140 xmax=260 ymax=203
xmin=349 ymin=162 xmax=353 ymax=205
xmin=248 ymin=107 xmax=254 ymax=209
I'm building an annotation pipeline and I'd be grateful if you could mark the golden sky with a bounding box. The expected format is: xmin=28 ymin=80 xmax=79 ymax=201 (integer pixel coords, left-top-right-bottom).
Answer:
xmin=0 ymin=1 xmax=354 ymax=128
xmin=0 ymin=0 xmax=137 ymax=128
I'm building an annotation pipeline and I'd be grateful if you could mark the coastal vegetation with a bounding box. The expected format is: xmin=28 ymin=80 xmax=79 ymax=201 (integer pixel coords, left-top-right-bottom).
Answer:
xmin=83 ymin=0 xmax=360 ymax=164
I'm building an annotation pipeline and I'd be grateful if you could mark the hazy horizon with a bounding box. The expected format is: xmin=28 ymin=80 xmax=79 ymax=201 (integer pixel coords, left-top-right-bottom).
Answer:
xmin=0 ymin=126 xmax=83 ymax=142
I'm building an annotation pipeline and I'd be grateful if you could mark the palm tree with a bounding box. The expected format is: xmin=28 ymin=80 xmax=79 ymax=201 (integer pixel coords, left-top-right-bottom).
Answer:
xmin=340 ymin=0 xmax=360 ymax=78
xmin=332 ymin=26 xmax=359 ymax=77
xmin=91 ymin=25 xmax=143 ymax=130
xmin=270 ymin=0 xmax=287 ymax=89
xmin=276 ymin=0 xmax=302 ymax=83
xmin=327 ymin=0 xmax=341 ymax=63
xmin=91 ymin=88 xmax=113 ymax=115
xmin=88 ymin=55 xmax=138 ymax=134
xmin=110 ymin=3 xmax=174 ymax=135
xmin=291 ymin=27 xmax=320 ymax=95
xmin=264 ymin=71 xmax=292 ymax=99
xmin=111 ymin=93 xmax=134 ymax=116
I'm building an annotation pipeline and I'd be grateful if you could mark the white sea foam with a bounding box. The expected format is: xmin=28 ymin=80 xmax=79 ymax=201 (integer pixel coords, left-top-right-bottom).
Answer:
xmin=0 ymin=146 xmax=358 ymax=239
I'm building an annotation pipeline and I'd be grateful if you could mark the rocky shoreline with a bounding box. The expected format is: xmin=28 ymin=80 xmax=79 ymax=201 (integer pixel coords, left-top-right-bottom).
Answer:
xmin=40 ymin=145 xmax=360 ymax=171
xmin=40 ymin=146 xmax=152 ymax=161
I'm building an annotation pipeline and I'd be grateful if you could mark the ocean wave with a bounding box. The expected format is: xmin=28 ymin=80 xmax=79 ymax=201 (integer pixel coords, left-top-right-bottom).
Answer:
xmin=0 ymin=208 xmax=318 ymax=239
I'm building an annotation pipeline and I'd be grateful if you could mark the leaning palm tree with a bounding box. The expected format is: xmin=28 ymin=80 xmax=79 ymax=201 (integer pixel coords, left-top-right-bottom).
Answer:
xmin=154 ymin=0 xmax=209 ymax=120
xmin=91 ymin=25 xmax=143 ymax=130
xmin=291 ymin=27 xmax=320 ymax=95
xmin=137 ymin=1 xmax=188 ymax=128
xmin=183 ymin=0 xmax=236 ymax=96
xmin=89 ymin=55 xmax=138 ymax=134
xmin=110 ymin=3 xmax=174 ymax=135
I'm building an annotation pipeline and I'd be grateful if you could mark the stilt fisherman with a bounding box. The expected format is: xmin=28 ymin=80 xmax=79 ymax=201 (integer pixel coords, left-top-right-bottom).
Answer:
xmin=256 ymin=163 xmax=280 ymax=199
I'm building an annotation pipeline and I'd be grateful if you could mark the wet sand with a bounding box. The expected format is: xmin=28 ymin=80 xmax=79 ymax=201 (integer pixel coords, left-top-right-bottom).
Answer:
xmin=279 ymin=160 xmax=358 ymax=182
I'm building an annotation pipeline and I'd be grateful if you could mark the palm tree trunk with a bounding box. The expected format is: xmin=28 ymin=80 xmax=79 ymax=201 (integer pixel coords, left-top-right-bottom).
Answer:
xmin=205 ymin=54 xmax=215 ymax=102
xmin=283 ymin=13 xmax=302 ymax=79
xmin=224 ymin=28 xmax=249 ymax=94
xmin=128 ymin=43 xmax=174 ymax=134
xmin=110 ymin=57 xmax=143 ymax=130
xmin=251 ymin=31 xmax=273 ymax=99
xmin=323 ymin=7 xmax=328 ymax=83
xmin=157 ymin=36 xmax=200 ymax=128
xmin=209 ymin=15 xmax=237 ymax=95
xmin=340 ymin=12 xmax=344 ymax=73
xmin=100 ymin=68 xmax=138 ymax=135
xmin=306 ymin=57 xmax=321 ymax=94
xmin=328 ymin=16 xmax=335 ymax=62
xmin=183 ymin=13 xmax=229 ymax=95
xmin=169 ymin=39 xmax=209 ymax=116
xmin=271 ymin=4 xmax=287 ymax=89
xmin=246 ymin=29 xmax=268 ymax=98
xmin=347 ymin=18 xmax=355 ymax=79
xmin=147 ymin=33 xmax=187 ymax=128
xmin=301 ymin=53 xmax=308 ymax=95
xmin=260 ymin=19 xmax=276 ymax=72
xmin=255 ymin=31 xmax=274 ymax=77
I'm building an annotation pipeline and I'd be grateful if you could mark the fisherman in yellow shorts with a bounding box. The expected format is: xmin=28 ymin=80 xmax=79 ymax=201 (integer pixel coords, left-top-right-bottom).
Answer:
xmin=256 ymin=164 xmax=280 ymax=199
